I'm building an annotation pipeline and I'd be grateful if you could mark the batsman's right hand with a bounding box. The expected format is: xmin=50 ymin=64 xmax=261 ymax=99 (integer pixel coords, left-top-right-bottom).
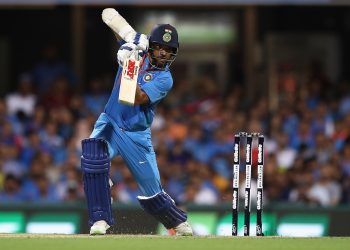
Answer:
xmin=102 ymin=8 xmax=149 ymax=51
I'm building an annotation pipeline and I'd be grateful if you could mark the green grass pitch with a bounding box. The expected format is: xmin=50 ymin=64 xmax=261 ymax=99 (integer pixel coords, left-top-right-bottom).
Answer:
xmin=0 ymin=234 xmax=349 ymax=250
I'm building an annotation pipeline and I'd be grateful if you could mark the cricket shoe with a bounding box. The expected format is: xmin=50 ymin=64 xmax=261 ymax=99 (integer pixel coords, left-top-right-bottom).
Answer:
xmin=174 ymin=221 xmax=193 ymax=236
xmin=90 ymin=220 xmax=110 ymax=235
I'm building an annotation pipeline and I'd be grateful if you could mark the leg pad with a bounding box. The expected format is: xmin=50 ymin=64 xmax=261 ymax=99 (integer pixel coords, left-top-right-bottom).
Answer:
xmin=81 ymin=138 xmax=114 ymax=226
xmin=138 ymin=191 xmax=187 ymax=229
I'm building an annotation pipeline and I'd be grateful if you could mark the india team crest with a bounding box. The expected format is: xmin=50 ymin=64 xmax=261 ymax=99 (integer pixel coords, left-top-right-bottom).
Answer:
xmin=143 ymin=73 xmax=152 ymax=82
xmin=163 ymin=32 xmax=172 ymax=42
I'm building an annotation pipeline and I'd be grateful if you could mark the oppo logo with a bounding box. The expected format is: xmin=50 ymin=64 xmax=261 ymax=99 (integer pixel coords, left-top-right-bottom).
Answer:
xmin=244 ymin=191 xmax=249 ymax=206
xmin=234 ymin=143 xmax=239 ymax=162
xmin=257 ymin=168 xmax=263 ymax=188
xmin=246 ymin=144 xmax=251 ymax=163
xmin=245 ymin=168 xmax=251 ymax=187
xmin=233 ymin=167 xmax=239 ymax=188
xmin=257 ymin=191 xmax=262 ymax=209
xmin=258 ymin=144 xmax=263 ymax=163
xmin=233 ymin=191 xmax=237 ymax=209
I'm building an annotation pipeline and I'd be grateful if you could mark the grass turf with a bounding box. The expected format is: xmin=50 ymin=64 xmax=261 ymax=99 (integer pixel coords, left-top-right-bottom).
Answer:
xmin=0 ymin=234 xmax=349 ymax=250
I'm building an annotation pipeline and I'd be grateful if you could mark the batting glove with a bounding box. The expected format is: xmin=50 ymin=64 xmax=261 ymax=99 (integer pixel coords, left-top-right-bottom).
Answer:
xmin=117 ymin=43 xmax=142 ymax=67
xmin=127 ymin=32 xmax=149 ymax=52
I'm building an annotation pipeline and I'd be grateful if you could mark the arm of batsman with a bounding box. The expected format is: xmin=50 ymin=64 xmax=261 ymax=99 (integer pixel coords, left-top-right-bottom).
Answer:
xmin=102 ymin=8 xmax=149 ymax=51
xmin=117 ymin=43 xmax=142 ymax=67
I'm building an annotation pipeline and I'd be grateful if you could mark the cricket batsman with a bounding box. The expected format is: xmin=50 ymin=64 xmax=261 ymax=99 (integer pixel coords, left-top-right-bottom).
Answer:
xmin=80 ymin=8 xmax=193 ymax=236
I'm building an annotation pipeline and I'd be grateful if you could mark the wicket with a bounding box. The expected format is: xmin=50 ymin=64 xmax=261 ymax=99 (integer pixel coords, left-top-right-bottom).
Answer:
xmin=232 ymin=132 xmax=264 ymax=236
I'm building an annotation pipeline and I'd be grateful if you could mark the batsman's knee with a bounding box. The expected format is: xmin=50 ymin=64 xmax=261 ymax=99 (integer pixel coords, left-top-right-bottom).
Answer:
xmin=81 ymin=138 xmax=109 ymax=162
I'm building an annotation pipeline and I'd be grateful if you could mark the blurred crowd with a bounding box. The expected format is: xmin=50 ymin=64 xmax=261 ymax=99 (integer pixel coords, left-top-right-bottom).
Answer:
xmin=1 ymin=47 xmax=350 ymax=208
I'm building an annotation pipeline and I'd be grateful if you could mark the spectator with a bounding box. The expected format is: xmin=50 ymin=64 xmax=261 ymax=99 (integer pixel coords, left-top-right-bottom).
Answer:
xmin=83 ymin=77 xmax=109 ymax=116
xmin=0 ymin=174 xmax=23 ymax=202
xmin=32 ymin=44 xmax=76 ymax=95
xmin=308 ymin=164 xmax=342 ymax=206
xmin=5 ymin=73 xmax=37 ymax=119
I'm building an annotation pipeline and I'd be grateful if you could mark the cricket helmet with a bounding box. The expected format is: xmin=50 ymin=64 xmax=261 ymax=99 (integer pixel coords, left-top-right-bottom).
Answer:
xmin=149 ymin=24 xmax=179 ymax=49
xmin=148 ymin=24 xmax=179 ymax=69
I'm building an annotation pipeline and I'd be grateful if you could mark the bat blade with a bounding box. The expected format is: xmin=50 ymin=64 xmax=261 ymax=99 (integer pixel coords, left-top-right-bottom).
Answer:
xmin=118 ymin=56 xmax=141 ymax=105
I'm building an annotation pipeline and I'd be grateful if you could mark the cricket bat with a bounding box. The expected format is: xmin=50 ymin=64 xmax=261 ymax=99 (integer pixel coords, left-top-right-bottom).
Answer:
xmin=118 ymin=52 xmax=141 ymax=105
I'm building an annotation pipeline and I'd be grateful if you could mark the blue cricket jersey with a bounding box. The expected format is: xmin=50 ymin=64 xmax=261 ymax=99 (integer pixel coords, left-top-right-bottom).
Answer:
xmin=104 ymin=56 xmax=173 ymax=131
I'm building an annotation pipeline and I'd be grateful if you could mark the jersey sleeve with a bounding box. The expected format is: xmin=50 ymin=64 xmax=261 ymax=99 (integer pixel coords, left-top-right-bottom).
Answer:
xmin=141 ymin=74 xmax=173 ymax=104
